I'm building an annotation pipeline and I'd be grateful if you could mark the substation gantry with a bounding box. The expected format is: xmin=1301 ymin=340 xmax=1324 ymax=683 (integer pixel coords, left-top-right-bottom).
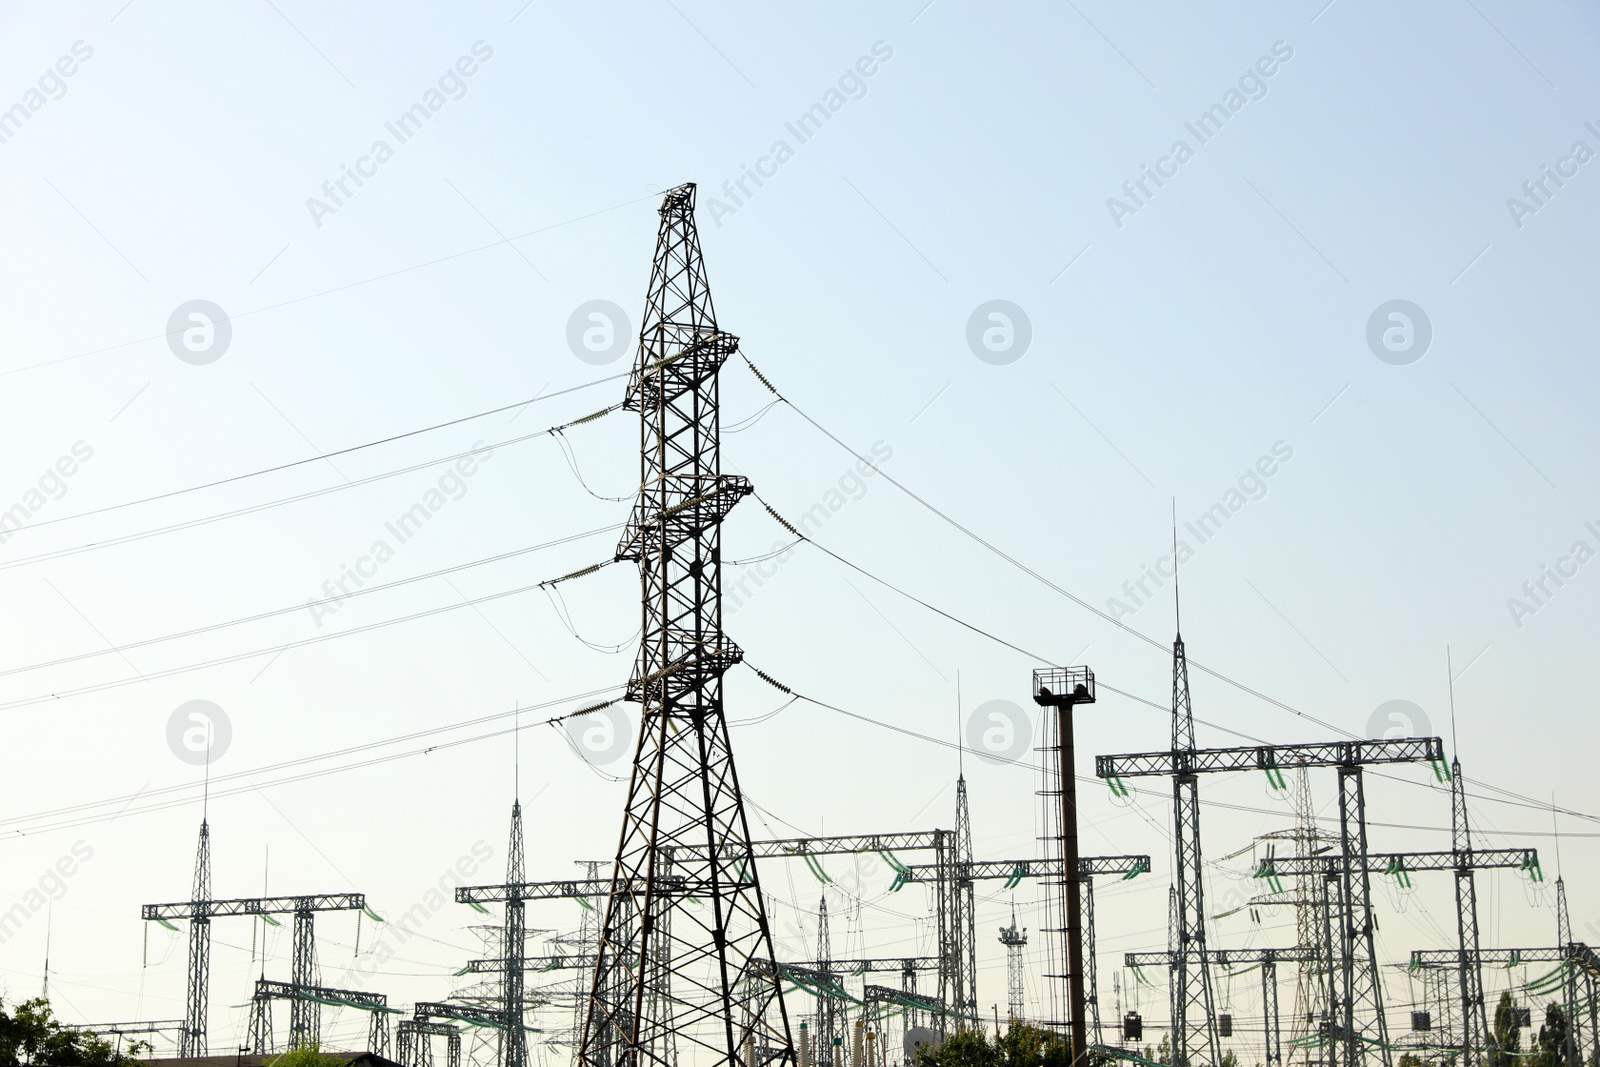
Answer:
xmin=1098 ymin=731 xmax=1450 ymax=1067
xmin=247 ymin=978 xmax=398 ymax=1057
xmin=142 ymin=820 xmax=370 ymax=1055
xmin=898 ymin=854 xmax=1153 ymax=1043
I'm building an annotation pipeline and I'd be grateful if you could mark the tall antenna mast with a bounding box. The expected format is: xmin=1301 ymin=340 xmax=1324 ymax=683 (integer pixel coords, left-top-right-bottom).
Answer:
xmin=1172 ymin=499 xmax=1181 ymax=638
xmin=1447 ymin=646 xmax=1459 ymax=757
xmin=42 ymin=903 xmax=52 ymax=1000
xmin=956 ymin=670 xmax=964 ymax=776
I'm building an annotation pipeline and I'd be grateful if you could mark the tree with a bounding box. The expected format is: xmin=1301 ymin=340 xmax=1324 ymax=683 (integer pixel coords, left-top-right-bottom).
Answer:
xmin=266 ymin=1045 xmax=347 ymax=1067
xmin=0 ymin=998 xmax=148 ymax=1066
xmin=914 ymin=1022 xmax=1109 ymax=1067
xmin=1489 ymin=991 xmax=1525 ymax=1067
xmin=1535 ymin=1004 xmax=1573 ymax=1067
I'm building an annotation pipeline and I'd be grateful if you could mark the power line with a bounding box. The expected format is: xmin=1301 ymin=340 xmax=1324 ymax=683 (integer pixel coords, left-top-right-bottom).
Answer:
xmin=0 ymin=687 xmax=625 ymax=839
xmin=14 ymin=374 xmax=627 ymax=537
xmin=0 ymin=407 xmax=621 ymax=573
xmin=0 ymin=572 xmax=586 ymax=713
xmin=740 ymin=355 xmax=1600 ymax=831
xmin=0 ymin=524 xmax=620 ymax=680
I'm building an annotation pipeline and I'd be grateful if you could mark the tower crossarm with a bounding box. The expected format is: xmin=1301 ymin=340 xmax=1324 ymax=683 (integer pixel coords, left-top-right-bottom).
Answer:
xmin=796 ymin=957 xmax=941 ymax=973
xmin=1096 ymin=737 xmax=1444 ymax=779
xmin=1407 ymin=942 xmax=1600 ymax=971
xmin=141 ymin=892 xmax=365 ymax=921
xmin=467 ymin=953 xmax=597 ymax=973
xmin=862 ymin=984 xmax=945 ymax=1015
xmin=70 ymin=1020 xmax=187 ymax=1036
xmin=745 ymin=831 xmax=946 ymax=857
xmin=1255 ymin=847 xmax=1537 ymax=878
xmin=899 ymin=854 xmax=1151 ymax=883
xmin=415 ymin=1002 xmax=539 ymax=1032
xmin=457 ymin=876 xmax=687 ymax=904
xmin=253 ymin=978 xmax=398 ymax=1013
xmin=1125 ymin=947 xmax=1321 ymax=968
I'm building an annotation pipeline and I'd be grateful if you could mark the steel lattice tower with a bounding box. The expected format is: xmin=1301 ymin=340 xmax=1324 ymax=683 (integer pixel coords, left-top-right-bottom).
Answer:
xmin=950 ymin=775 xmax=977 ymax=1027
xmin=578 ymin=182 xmax=793 ymax=1067
xmin=182 ymin=820 xmax=212 ymax=1058
xmin=504 ymin=800 xmax=529 ymax=1067
xmin=290 ymin=906 xmax=320 ymax=1047
xmin=1170 ymin=632 xmax=1221 ymax=1067
xmin=1449 ymin=758 xmax=1487 ymax=1067
xmin=999 ymin=910 xmax=1027 ymax=1022
xmin=815 ymin=896 xmax=841 ymax=1066
xmin=1285 ymin=769 xmax=1328 ymax=1066
xmin=1556 ymin=878 xmax=1584 ymax=1066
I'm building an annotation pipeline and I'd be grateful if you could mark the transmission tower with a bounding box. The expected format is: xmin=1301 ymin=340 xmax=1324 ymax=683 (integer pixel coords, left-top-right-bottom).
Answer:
xmin=577 ymin=182 xmax=793 ymax=1067
xmin=1168 ymin=627 xmax=1221 ymax=1067
xmin=815 ymin=896 xmax=842 ymax=1065
xmin=145 ymin=883 xmax=366 ymax=1053
xmin=504 ymin=800 xmax=529 ymax=1067
xmin=182 ymin=820 xmax=211 ymax=1058
xmin=946 ymin=775 xmax=977 ymax=1028
xmin=1447 ymin=754 xmax=1488 ymax=1067
xmin=999 ymin=909 xmax=1027 ymax=1021
xmin=1283 ymin=769 xmax=1330 ymax=1066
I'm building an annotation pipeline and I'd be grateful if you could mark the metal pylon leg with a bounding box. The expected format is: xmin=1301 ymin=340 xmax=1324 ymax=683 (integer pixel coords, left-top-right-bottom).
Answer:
xmin=1264 ymin=956 xmax=1281 ymax=1067
xmin=1335 ymin=767 xmax=1391 ymax=1067
xmin=1083 ymin=875 xmax=1102 ymax=1048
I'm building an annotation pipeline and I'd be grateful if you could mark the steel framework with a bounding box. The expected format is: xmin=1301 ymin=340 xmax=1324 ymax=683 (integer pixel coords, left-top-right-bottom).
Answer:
xmin=1100 ymin=735 xmax=1445 ymax=1067
xmin=248 ymin=978 xmax=396 ymax=1056
xmin=399 ymin=1018 xmax=463 ymax=1067
xmin=900 ymin=854 xmax=1150 ymax=1044
xmin=999 ymin=911 xmax=1028 ymax=1021
xmin=578 ymin=182 xmax=793 ymax=1067
xmin=1125 ymin=948 xmax=1320 ymax=1067
xmin=947 ymin=776 xmax=978 ymax=1028
xmin=142 ymin=820 xmax=367 ymax=1056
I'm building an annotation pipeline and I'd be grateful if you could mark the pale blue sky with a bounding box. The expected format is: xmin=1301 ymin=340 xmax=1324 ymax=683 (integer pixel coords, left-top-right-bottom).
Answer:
xmin=0 ymin=0 xmax=1594 ymax=1056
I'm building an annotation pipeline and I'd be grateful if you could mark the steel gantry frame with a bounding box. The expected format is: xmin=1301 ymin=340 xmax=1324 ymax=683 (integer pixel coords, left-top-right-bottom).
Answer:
xmin=899 ymin=854 xmax=1151 ymax=1043
xmin=247 ymin=978 xmax=398 ymax=1057
xmin=1099 ymin=735 xmax=1446 ymax=1067
xmin=143 ymin=840 xmax=366 ymax=1057
xmin=1255 ymin=843 xmax=1536 ymax=1067
xmin=399 ymin=1017 xmax=463 ymax=1067
xmin=1407 ymin=916 xmax=1600 ymax=1067
xmin=1125 ymin=947 xmax=1321 ymax=1067
xmin=578 ymin=182 xmax=792 ymax=1067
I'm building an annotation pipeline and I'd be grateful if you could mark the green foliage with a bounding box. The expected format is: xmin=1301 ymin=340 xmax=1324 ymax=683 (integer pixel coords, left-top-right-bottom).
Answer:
xmin=913 ymin=1022 xmax=1111 ymax=1067
xmin=266 ymin=1044 xmax=346 ymax=1067
xmin=1535 ymin=1004 xmax=1576 ymax=1067
xmin=1490 ymin=991 xmax=1525 ymax=1067
xmin=0 ymin=997 xmax=148 ymax=1066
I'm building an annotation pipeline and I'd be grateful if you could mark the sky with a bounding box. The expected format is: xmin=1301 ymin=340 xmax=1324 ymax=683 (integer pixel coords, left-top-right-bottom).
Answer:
xmin=0 ymin=0 xmax=1596 ymax=1062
